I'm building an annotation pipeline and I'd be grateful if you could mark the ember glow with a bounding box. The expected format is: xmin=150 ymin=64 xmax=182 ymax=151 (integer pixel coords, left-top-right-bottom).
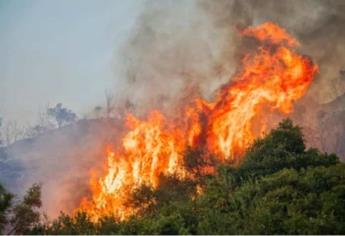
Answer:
xmin=78 ymin=22 xmax=318 ymax=220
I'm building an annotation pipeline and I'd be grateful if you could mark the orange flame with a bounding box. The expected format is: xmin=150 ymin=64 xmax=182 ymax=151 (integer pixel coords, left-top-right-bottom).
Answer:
xmin=78 ymin=22 xmax=317 ymax=220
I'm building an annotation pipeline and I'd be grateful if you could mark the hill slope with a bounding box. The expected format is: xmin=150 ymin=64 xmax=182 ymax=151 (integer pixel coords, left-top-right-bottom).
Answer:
xmin=0 ymin=118 xmax=123 ymax=218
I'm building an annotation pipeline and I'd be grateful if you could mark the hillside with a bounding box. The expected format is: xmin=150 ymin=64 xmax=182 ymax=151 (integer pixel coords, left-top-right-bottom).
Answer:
xmin=0 ymin=118 xmax=123 ymax=217
xmin=1 ymin=95 xmax=345 ymax=219
xmin=10 ymin=119 xmax=344 ymax=234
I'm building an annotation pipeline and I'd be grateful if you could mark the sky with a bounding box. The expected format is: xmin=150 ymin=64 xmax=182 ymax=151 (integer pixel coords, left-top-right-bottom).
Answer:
xmin=0 ymin=0 xmax=143 ymax=126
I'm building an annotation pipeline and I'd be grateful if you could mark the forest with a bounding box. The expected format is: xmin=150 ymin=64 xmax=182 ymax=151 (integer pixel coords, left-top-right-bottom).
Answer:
xmin=1 ymin=119 xmax=344 ymax=235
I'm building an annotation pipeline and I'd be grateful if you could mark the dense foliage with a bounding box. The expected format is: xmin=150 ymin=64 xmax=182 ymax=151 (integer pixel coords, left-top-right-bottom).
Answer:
xmin=0 ymin=183 xmax=42 ymax=234
xmin=1 ymin=119 xmax=345 ymax=234
xmin=0 ymin=183 xmax=12 ymax=232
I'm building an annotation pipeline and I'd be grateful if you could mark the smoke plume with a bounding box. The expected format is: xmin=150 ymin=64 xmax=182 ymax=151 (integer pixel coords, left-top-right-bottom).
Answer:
xmin=115 ymin=0 xmax=345 ymax=156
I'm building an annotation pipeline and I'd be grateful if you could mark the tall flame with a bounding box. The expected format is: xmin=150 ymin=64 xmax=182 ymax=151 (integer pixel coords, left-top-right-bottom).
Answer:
xmin=78 ymin=22 xmax=317 ymax=220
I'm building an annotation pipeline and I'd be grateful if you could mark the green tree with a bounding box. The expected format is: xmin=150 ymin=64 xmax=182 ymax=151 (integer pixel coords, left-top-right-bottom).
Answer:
xmin=126 ymin=173 xmax=196 ymax=217
xmin=42 ymin=212 xmax=97 ymax=235
xmin=0 ymin=183 xmax=12 ymax=233
xmin=8 ymin=184 xmax=42 ymax=234
xmin=234 ymin=119 xmax=338 ymax=183
xmin=192 ymin=119 xmax=345 ymax=234
xmin=47 ymin=103 xmax=77 ymax=128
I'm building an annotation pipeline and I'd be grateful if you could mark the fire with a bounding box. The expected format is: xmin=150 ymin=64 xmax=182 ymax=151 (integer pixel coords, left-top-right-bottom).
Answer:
xmin=78 ymin=22 xmax=317 ymax=220
xmin=79 ymin=111 xmax=186 ymax=219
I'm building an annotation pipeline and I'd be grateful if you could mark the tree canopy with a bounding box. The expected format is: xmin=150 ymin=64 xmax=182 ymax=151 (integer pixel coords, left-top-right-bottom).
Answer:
xmin=47 ymin=103 xmax=77 ymax=128
xmin=2 ymin=119 xmax=345 ymax=234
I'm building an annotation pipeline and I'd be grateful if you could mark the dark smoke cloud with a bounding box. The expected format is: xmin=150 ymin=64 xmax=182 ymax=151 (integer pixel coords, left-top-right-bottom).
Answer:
xmin=116 ymin=0 xmax=345 ymax=108
xmin=115 ymin=0 xmax=345 ymax=158
xmin=199 ymin=0 xmax=345 ymax=157
xmin=199 ymin=0 xmax=345 ymax=104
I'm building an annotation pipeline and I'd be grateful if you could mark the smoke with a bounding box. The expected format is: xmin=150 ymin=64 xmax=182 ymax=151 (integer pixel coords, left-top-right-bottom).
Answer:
xmin=114 ymin=0 xmax=345 ymax=157
xmin=199 ymin=0 xmax=345 ymax=104
xmin=114 ymin=1 xmax=345 ymax=110
xmin=2 ymin=119 xmax=124 ymax=218
xmin=112 ymin=1 xmax=243 ymax=117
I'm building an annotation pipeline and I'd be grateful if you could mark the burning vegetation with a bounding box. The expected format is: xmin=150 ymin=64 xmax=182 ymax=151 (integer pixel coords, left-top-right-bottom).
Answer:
xmin=78 ymin=22 xmax=317 ymax=220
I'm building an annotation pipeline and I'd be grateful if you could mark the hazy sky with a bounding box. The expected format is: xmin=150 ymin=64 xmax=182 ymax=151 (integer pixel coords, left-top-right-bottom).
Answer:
xmin=0 ymin=0 xmax=143 ymax=126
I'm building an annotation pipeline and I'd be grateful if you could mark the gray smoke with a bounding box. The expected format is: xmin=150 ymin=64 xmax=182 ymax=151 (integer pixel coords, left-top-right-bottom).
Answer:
xmin=113 ymin=1 xmax=243 ymax=117
xmin=199 ymin=0 xmax=345 ymax=103
xmin=115 ymin=0 xmax=345 ymax=158
xmin=0 ymin=118 xmax=124 ymax=218
xmin=115 ymin=1 xmax=345 ymax=108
